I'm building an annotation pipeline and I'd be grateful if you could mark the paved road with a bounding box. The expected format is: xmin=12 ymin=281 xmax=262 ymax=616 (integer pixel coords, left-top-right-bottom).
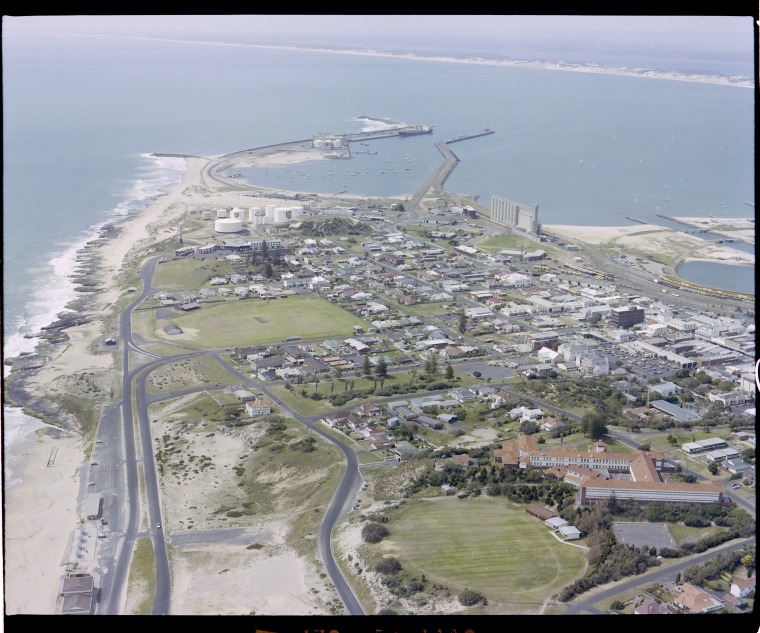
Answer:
xmin=562 ymin=537 xmax=756 ymax=614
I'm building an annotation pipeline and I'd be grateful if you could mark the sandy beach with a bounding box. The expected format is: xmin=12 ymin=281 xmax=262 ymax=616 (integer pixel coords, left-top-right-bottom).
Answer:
xmin=543 ymin=223 xmax=755 ymax=266
xmin=245 ymin=44 xmax=754 ymax=89
xmin=3 ymin=430 xmax=85 ymax=615
xmin=3 ymin=153 xmax=349 ymax=616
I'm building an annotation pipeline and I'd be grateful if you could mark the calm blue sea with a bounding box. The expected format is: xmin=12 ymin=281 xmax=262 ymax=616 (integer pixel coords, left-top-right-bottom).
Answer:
xmin=2 ymin=30 xmax=755 ymax=478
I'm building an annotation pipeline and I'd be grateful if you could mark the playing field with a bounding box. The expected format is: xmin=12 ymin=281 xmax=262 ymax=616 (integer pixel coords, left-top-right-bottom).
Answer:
xmin=151 ymin=294 xmax=371 ymax=348
xmin=381 ymin=495 xmax=586 ymax=608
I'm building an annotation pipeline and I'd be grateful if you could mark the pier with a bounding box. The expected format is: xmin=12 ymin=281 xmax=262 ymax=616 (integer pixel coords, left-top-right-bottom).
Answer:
xmin=407 ymin=129 xmax=496 ymax=216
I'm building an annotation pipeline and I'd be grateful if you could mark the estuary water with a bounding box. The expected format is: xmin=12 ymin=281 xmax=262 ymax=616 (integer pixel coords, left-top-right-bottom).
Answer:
xmin=2 ymin=29 xmax=755 ymax=479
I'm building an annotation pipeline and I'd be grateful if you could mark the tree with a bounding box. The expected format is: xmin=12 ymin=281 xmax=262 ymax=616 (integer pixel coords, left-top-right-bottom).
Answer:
xmin=458 ymin=311 xmax=468 ymax=333
xmin=425 ymin=355 xmax=438 ymax=377
xmin=362 ymin=521 xmax=389 ymax=543
xmin=375 ymin=357 xmax=388 ymax=379
xmin=362 ymin=354 xmax=372 ymax=378
xmin=445 ymin=363 xmax=455 ymax=380
xmin=581 ymin=411 xmax=608 ymax=440
xmin=374 ymin=557 xmax=402 ymax=574
xmin=707 ymin=462 xmax=719 ymax=475
xmin=458 ymin=589 xmax=485 ymax=606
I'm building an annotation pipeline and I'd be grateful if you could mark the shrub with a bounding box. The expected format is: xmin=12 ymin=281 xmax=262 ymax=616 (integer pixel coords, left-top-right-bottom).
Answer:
xmin=458 ymin=588 xmax=485 ymax=606
xmin=362 ymin=522 xmax=389 ymax=543
xmin=377 ymin=608 xmax=398 ymax=615
xmin=375 ymin=557 xmax=402 ymax=574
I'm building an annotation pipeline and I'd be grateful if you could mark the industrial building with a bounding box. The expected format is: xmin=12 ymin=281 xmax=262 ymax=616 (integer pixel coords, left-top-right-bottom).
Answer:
xmin=490 ymin=196 xmax=539 ymax=233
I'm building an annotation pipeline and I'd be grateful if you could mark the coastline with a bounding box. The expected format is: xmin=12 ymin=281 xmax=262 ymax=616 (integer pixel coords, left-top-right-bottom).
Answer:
xmin=2 ymin=156 xmax=199 ymax=614
xmin=3 ymin=140 xmax=753 ymax=613
xmin=241 ymin=43 xmax=755 ymax=89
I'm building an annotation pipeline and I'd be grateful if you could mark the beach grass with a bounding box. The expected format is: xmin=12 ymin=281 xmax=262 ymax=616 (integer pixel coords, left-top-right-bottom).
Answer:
xmin=145 ymin=356 xmax=242 ymax=394
xmin=366 ymin=495 xmax=585 ymax=609
xmin=124 ymin=537 xmax=156 ymax=615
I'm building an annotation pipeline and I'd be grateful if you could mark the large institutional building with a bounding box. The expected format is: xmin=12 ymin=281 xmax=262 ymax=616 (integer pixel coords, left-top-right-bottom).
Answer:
xmin=490 ymin=196 xmax=539 ymax=233
xmin=493 ymin=434 xmax=725 ymax=506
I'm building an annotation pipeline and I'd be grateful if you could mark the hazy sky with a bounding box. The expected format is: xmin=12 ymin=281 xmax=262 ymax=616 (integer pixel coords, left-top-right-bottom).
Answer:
xmin=3 ymin=14 xmax=756 ymax=58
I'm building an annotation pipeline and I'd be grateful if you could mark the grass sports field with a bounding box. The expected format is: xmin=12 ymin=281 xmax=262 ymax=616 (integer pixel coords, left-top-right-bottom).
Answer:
xmin=380 ymin=495 xmax=585 ymax=609
xmin=143 ymin=294 xmax=371 ymax=348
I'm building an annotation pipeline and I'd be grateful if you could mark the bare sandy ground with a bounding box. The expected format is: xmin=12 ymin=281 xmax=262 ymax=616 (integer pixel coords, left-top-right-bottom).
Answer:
xmin=2 ymin=430 xmax=85 ymax=614
xmin=544 ymin=224 xmax=754 ymax=265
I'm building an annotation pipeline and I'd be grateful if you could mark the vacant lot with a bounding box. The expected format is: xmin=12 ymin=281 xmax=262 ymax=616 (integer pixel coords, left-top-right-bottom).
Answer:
xmin=152 ymin=258 xmax=235 ymax=290
xmin=139 ymin=295 xmax=371 ymax=348
xmin=375 ymin=495 xmax=586 ymax=611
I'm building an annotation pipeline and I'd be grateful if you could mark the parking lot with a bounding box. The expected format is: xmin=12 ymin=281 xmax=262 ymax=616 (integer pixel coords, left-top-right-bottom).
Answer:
xmin=611 ymin=521 xmax=677 ymax=550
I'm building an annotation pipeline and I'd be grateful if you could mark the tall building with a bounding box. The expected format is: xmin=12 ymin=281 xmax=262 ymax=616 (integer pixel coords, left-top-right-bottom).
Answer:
xmin=490 ymin=196 xmax=539 ymax=233
xmin=611 ymin=306 xmax=645 ymax=329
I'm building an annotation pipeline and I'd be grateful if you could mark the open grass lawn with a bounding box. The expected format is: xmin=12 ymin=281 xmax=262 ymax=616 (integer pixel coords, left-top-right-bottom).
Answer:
xmin=381 ymin=496 xmax=585 ymax=607
xmin=152 ymin=295 xmax=371 ymax=348
xmin=152 ymin=258 xmax=234 ymax=290
xmin=475 ymin=234 xmax=537 ymax=251
xmin=668 ymin=523 xmax=726 ymax=546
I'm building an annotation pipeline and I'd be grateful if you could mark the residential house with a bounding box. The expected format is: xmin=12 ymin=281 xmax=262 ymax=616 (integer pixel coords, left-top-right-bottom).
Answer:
xmin=510 ymin=406 xmax=544 ymax=422
xmin=450 ymin=453 xmax=474 ymax=466
xmin=245 ymin=399 xmax=272 ymax=417
xmin=448 ymin=388 xmax=478 ymax=403
xmin=673 ymin=582 xmax=723 ymax=614
xmin=730 ymin=577 xmax=755 ymax=599
xmin=633 ymin=599 xmax=670 ymax=615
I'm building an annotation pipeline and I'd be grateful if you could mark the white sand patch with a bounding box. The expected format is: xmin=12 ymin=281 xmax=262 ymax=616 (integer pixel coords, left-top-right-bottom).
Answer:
xmin=170 ymin=545 xmax=331 ymax=615
xmin=450 ymin=426 xmax=502 ymax=449
xmin=3 ymin=432 xmax=85 ymax=614
xmin=543 ymin=224 xmax=665 ymax=245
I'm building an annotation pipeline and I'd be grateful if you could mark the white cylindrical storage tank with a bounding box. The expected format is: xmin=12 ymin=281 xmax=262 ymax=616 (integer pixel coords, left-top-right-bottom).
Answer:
xmin=248 ymin=207 xmax=261 ymax=222
xmin=202 ymin=210 xmax=212 ymax=220
xmin=215 ymin=218 xmax=243 ymax=233
xmin=265 ymin=205 xmax=276 ymax=220
xmin=230 ymin=207 xmax=245 ymax=220
xmin=216 ymin=208 xmax=229 ymax=219
xmin=313 ymin=138 xmax=325 ymax=148
xmin=273 ymin=207 xmax=290 ymax=224
xmin=332 ymin=138 xmax=344 ymax=148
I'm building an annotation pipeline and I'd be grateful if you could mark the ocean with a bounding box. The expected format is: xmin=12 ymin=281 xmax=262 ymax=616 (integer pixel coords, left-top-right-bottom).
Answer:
xmin=2 ymin=29 xmax=755 ymax=482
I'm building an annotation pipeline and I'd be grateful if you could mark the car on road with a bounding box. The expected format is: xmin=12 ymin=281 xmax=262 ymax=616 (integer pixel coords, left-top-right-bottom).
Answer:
xmin=91 ymin=462 xmax=98 ymax=465
xmin=156 ymin=523 xmax=162 ymax=529
xmin=88 ymin=481 xmax=95 ymax=486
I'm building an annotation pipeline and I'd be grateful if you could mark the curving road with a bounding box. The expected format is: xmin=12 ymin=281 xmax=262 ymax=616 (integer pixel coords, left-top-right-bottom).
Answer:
xmin=97 ymin=254 xmax=366 ymax=615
